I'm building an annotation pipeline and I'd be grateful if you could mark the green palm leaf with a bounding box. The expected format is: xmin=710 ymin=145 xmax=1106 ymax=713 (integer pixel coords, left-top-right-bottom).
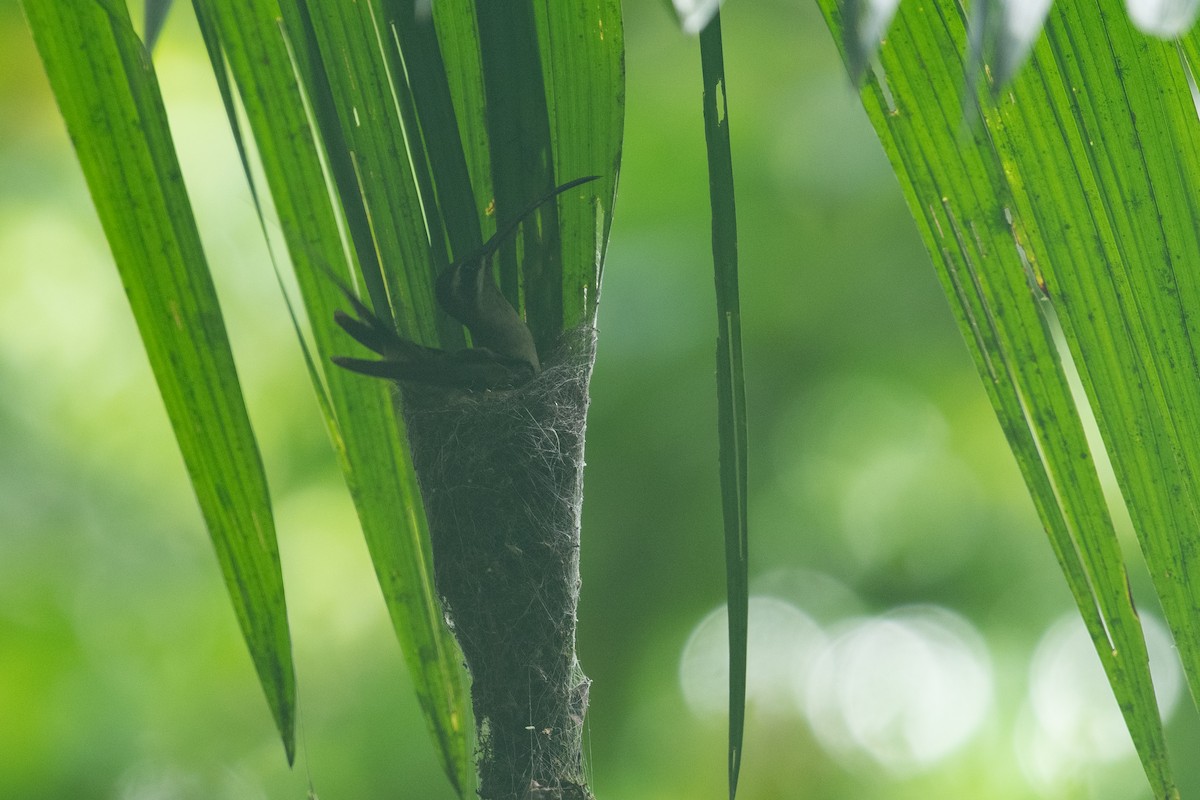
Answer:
xmin=23 ymin=0 xmax=296 ymax=763
xmin=819 ymin=0 xmax=1200 ymax=795
xmin=25 ymin=0 xmax=622 ymax=794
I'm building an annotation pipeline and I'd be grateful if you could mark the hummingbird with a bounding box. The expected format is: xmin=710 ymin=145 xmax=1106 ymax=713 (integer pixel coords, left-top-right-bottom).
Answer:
xmin=331 ymin=175 xmax=598 ymax=391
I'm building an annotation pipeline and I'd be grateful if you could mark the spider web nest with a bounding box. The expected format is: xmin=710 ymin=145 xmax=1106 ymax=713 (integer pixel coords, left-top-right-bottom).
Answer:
xmin=400 ymin=326 xmax=598 ymax=800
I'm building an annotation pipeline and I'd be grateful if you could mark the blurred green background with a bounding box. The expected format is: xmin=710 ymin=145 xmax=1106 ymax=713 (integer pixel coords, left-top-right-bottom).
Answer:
xmin=4 ymin=1 xmax=1200 ymax=798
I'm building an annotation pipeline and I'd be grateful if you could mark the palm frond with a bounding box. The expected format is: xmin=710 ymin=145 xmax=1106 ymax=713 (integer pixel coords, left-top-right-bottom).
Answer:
xmin=819 ymin=0 xmax=1200 ymax=794
xmin=23 ymin=0 xmax=297 ymax=764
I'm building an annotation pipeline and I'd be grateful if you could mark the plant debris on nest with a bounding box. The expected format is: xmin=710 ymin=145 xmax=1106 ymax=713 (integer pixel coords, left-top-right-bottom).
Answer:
xmin=401 ymin=326 xmax=598 ymax=800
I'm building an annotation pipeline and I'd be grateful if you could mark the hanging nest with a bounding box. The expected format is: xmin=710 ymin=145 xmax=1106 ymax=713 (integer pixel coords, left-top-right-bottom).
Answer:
xmin=400 ymin=326 xmax=597 ymax=800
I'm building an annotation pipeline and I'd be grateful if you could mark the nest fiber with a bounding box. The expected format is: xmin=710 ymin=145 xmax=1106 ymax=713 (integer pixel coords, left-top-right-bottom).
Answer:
xmin=401 ymin=328 xmax=597 ymax=800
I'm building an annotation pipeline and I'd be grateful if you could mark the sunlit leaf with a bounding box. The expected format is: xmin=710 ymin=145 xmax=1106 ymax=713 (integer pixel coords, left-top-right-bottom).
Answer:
xmin=23 ymin=0 xmax=295 ymax=763
xmin=191 ymin=0 xmax=473 ymax=791
xmin=1127 ymin=0 xmax=1200 ymax=36
xmin=819 ymin=0 xmax=1192 ymax=796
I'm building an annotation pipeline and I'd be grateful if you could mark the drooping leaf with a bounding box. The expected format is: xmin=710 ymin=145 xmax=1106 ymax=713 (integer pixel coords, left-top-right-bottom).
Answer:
xmin=430 ymin=0 xmax=494 ymax=237
xmin=819 ymin=1 xmax=1200 ymax=796
xmin=698 ymin=12 xmax=749 ymax=800
xmin=24 ymin=0 xmax=295 ymax=764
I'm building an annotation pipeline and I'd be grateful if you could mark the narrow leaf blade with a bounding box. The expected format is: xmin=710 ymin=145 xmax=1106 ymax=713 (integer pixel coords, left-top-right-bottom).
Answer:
xmin=698 ymin=13 xmax=748 ymax=800
xmin=24 ymin=0 xmax=295 ymax=762
xmin=474 ymin=1 xmax=561 ymax=347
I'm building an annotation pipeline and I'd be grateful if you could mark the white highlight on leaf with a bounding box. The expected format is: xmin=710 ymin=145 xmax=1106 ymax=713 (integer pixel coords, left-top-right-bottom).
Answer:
xmin=673 ymin=0 xmax=725 ymax=35
xmin=972 ymin=0 xmax=1053 ymax=86
xmin=1126 ymin=0 xmax=1200 ymax=37
xmin=855 ymin=0 xmax=902 ymax=53
xmin=1004 ymin=0 xmax=1054 ymax=49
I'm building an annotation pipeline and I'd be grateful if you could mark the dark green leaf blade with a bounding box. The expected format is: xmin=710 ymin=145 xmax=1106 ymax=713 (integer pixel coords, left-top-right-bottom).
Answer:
xmin=436 ymin=0 xmax=625 ymax=336
xmin=474 ymin=0 xmax=562 ymax=348
xmin=698 ymin=13 xmax=748 ymax=800
xmin=23 ymin=0 xmax=295 ymax=763
xmin=287 ymin=0 xmax=442 ymax=344
xmin=384 ymin=0 xmax=481 ymax=267
xmin=431 ymin=0 xmax=494 ymax=237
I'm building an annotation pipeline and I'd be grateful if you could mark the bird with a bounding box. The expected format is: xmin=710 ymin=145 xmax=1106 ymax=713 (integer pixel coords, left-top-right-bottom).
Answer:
xmin=332 ymin=175 xmax=599 ymax=391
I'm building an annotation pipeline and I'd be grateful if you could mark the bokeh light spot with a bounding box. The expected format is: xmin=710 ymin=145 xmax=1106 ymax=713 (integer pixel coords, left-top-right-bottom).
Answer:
xmin=804 ymin=605 xmax=992 ymax=774
xmin=680 ymin=596 xmax=826 ymax=718
xmin=1015 ymin=611 xmax=1182 ymax=790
